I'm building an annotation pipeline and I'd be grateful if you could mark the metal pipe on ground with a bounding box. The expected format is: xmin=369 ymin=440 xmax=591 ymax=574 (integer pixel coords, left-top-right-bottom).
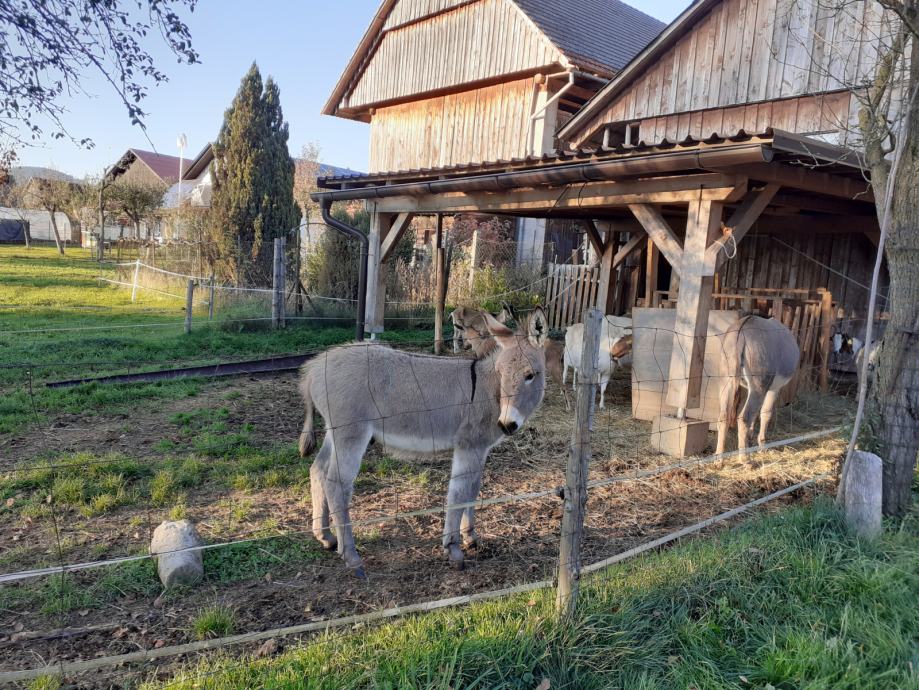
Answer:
xmin=320 ymin=200 xmax=367 ymax=341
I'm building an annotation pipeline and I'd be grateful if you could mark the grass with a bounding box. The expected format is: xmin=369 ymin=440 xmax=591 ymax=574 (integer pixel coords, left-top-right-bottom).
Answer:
xmin=146 ymin=499 xmax=919 ymax=690
xmin=191 ymin=605 xmax=237 ymax=640
xmin=0 ymin=246 xmax=431 ymax=435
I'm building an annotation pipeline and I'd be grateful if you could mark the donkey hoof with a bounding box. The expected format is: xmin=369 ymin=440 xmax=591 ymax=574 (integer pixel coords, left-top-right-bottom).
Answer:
xmin=351 ymin=566 xmax=367 ymax=580
xmin=462 ymin=536 xmax=478 ymax=550
xmin=445 ymin=544 xmax=465 ymax=570
xmin=320 ymin=538 xmax=337 ymax=551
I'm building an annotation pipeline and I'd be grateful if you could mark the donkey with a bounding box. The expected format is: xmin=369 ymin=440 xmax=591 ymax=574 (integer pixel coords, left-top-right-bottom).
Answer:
xmin=298 ymin=308 xmax=549 ymax=576
xmin=450 ymin=302 xmax=515 ymax=356
xmin=715 ymin=316 xmax=800 ymax=455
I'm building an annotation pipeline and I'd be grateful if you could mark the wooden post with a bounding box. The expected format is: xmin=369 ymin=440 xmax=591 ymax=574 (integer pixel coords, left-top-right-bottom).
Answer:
xmin=666 ymin=200 xmax=723 ymax=411
xmin=644 ymin=238 xmax=659 ymax=307
xmin=365 ymin=212 xmax=390 ymax=337
xmin=557 ymin=308 xmax=601 ymax=618
xmin=208 ymin=273 xmax=216 ymax=321
xmin=184 ymin=280 xmax=195 ymax=334
xmin=272 ymin=237 xmax=286 ymax=329
xmin=131 ymin=258 xmax=141 ymax=302
xmin=434 ymin=214 xmax=446 ymax=354
xmin=818 ymin=289 xmax=833 ymax=393
xmin=468 ymin=226 xmax=479 ymax=295
xmin=595 ymin=225 xmax=615 ymax=314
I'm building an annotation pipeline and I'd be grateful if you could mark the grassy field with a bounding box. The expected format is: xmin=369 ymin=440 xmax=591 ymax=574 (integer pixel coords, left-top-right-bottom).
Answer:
xmin=0 ymin=245 xmax=429 ymax=434
xmin=145 ymin=498 xmax=919 ymax=690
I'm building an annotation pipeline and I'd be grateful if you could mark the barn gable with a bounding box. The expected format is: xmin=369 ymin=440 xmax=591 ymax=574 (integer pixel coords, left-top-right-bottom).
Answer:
xmin=324 ymin=0 xmax=664 ymax=120
xmin=559 ymin=0 xmax=894 ymax=148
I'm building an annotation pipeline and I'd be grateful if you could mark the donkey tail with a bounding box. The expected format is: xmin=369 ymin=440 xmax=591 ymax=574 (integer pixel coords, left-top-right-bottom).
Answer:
xmin=298 ymin=370 xmax=317 ymax=457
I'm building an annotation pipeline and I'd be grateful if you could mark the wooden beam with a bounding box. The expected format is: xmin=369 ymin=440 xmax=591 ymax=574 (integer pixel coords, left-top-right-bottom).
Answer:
xmin=380 ymin=212 xmax=414 ymax=263
xmin=583 ymin=220 xmax=606 ymax=255
xmin=372 ymin=173 xmax=745 ymax=214
xmin=708 ymin=183 xmax=780 ymax=269
xmin=720 ymin=162 xmax=875 ymax=202
xmin=665 ymin=199 xmax=723 ymax=410
xmin=771 ymin=191 xmax=876 ymax=216
xmin=364 ymin=211 xmax=392 ymax=334
xmin=628 ymin=204 xmax=684 ymax=275
xmin=613 ymin=230 xmax=647 ymax=268
xmin=645 ymin=238 xmax=659 ymax=307
xmin=433 ymin=214 xmax=446 ymax=355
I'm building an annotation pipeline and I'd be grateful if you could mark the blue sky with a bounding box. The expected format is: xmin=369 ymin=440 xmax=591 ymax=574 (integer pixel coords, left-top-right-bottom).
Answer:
xmin=15 ymin=0 xmax=689 ymax=178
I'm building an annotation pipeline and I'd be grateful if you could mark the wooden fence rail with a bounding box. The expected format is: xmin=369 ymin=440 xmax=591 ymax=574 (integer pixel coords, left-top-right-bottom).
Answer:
xmin=545 ymin=262 xmax=599 ymax=329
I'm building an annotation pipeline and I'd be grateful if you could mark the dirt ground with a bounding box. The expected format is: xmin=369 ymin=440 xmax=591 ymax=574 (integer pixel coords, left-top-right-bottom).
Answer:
xmin=0 ymin=366 xmax=853 ymax=688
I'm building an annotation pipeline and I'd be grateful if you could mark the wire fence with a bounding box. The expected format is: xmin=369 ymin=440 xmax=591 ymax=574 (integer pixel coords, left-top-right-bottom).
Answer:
xmin=0 ymin=300 xmax=857 ymax=686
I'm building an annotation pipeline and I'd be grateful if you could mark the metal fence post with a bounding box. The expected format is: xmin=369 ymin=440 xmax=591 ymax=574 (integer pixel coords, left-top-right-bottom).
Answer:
xmin=131 ymin=258 xmax=141 ymax=302
xmin=208 ymin=273 xmax=216 ymax=321
xmin=556 ymin=307 xmax=601 ymax=618
xmin=272 ymin=238 xmax=286 ymax=329
xmin=184 ymin=280 xmax=195 ymax=334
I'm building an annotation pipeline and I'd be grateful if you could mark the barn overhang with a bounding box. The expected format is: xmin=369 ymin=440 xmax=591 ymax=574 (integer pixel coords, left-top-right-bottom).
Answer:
xmin=312 ymin=129 xmax=877 ymax=420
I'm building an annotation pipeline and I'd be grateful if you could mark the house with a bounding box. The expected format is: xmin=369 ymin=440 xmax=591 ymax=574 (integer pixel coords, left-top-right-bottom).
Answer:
xmin=108 ymin=148 xmax=184 ymax=187
xmin=323 ymin=0 xmax=665 ymax=264
xmin=315 ymin=0 xmax=893 ymax=456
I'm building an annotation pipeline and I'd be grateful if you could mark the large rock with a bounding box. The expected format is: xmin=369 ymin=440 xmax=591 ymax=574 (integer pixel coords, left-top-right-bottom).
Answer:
xmin=843 ymin=451 xmax=883 ymax=539
xmin=150 ymin=520 xmax=204 ymax=588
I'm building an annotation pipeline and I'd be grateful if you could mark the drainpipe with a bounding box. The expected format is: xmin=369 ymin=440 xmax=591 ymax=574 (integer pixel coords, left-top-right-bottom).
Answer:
xmin=320 ymin=199 xmax=367 ymax=341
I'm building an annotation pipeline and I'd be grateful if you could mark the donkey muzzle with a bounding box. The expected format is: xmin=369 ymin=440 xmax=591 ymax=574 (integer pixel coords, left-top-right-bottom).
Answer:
xmin=498 ymin=420 xmax=519 ymax=435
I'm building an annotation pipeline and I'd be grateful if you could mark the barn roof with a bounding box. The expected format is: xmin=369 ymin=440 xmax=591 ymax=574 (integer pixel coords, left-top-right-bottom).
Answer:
xmin=513 ymin=0 xmax=664 ymax=77
xmin=323 ymin=0 xmax=665 ymax=117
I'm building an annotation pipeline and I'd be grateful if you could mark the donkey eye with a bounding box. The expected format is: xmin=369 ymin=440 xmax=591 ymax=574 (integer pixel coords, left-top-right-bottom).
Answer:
xmin=525 ymin=373 xmax=535 ymax=382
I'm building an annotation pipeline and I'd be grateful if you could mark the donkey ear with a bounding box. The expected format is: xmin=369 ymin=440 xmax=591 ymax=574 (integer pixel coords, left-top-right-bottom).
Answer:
xmin=527 ymin=306 xmax=549 ymax=348
xmin=483 ymin=310 xmax=516 ymax=348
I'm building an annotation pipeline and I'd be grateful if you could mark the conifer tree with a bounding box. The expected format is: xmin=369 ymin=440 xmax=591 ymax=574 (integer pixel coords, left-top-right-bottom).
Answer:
xmin=208 ymin=64 xmax=300 ymax=284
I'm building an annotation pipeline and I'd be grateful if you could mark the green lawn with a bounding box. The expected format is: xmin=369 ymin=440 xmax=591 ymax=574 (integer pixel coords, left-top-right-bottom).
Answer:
xmin=146 ymin=498 xmax=918 ymax=690
xmin=0 ymin=245 xmax=431 ymax=434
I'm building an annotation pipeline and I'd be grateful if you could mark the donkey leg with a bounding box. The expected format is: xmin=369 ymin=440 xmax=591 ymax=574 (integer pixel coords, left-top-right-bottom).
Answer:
xmin=319 ymin=428 xmax=371 ymax=575
xmin=453 ymin=329 xmax=462 ymax=354
xmin=738 ymin=386 xmax=766 ymax=454
xmin=460 ymin=469 xmax=484 ymax=549
xmin=716 ymin=378 xmax=739 ymax=455
xmin=309 ymin=457 xmax=336 ymax=551
xmin=443 ymin=448 xmax=486 ymax=570
xmin=757 ymin=381 xmax=785 ymax=447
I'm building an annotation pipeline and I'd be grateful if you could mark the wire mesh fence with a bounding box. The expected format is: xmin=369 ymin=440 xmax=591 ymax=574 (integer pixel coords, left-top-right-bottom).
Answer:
xmin=0 ymin=296 xmax=858 ymax=686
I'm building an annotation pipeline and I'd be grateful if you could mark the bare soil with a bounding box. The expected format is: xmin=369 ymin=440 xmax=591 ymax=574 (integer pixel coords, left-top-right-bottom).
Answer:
xmin=0 ymin=367 xmax=852 ymax=688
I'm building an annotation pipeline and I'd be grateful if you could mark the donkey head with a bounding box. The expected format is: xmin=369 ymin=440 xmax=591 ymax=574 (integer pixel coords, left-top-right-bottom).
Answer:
xmin=482 ymin=307 xmax=549 ymax=436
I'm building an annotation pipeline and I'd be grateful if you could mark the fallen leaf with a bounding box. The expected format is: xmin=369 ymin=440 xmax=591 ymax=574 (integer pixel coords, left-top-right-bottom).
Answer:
xmin=153 ymin=639 xmax=166 ymax=649
xmin=255 ymin=638 xmax=279 ymax=658
xmin=113 ymin=627 xmax=130 ymax=639
xmin=526 ymin=599 xmax=537 ymax=607
xmin=153 ymin=595 xmax=165 ymax=609
xmin=78 ymin=609 xmax=89 ymax=617
xmin=739 ymin=676 xmax=749 ymax=684
xmin=13 ymin=622 xmax=23 ymax=632
xmin=535 ymin=679 xmax=551 ymax=690
xmin=4 ymin=498 xmax=13 ymax=508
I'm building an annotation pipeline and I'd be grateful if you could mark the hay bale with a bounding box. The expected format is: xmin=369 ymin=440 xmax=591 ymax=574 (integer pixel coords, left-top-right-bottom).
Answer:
xmin=150 ymin=520 xmax=204 ymax=588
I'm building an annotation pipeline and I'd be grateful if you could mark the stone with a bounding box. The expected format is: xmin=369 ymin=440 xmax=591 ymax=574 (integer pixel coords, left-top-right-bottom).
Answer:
xmin=843 ymin=451 xmax=883 ymax=538
xmin=150 ymin=520 xmax=204 ymax=588
xmin=650 ymin=414 xmax=709 ymax=458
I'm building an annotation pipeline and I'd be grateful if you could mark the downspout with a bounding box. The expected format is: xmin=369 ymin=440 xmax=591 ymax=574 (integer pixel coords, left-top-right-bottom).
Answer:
xmin=320 ymin=199 xmax=367 ymax=341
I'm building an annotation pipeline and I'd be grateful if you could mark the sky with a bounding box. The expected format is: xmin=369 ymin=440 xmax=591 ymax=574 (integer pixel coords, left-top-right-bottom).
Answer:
xmin=13 ymin=0 xmax=690 ymax=179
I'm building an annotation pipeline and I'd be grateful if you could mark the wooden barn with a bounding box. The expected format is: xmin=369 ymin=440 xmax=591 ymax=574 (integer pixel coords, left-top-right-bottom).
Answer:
xmin=314 ymin=0 xmax=891 ymax=456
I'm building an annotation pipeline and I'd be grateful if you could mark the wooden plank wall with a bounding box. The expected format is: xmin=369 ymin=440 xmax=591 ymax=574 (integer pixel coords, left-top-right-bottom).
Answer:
xmin=384 ymin=0 xmax=472 ymax=29
xmin=350 ymin=0 xmax=561 ymax=110
xmin=368 ymin=76 xmax=538 ymax=171
xmin=579 ymin=0 xmax=896 ymax=145
xmin=716 ymin=231 xmax=888 ymax=320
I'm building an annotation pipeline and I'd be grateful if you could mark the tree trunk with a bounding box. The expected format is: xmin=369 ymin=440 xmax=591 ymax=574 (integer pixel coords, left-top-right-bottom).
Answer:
xmin=48 ymin=208 xmax=65 ymax=255
xmin=22 ymin=221 xmax=31 ymax=248
xmin=865 ymin=145 xmax=919 ymax=518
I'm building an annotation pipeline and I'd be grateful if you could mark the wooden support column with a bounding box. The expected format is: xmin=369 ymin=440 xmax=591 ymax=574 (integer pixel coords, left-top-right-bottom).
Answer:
xmin=666 ymin=199 xmax=723 ymax=411
xmin=594 ymin=222 xmax=615 ymax=314
xmin=645 ymin=238 xmax=659 ymax=307
xmin=434 ymin=214 xmax=447 ymax=355
xmin=365 ymin=211 xmax=393 ymax=336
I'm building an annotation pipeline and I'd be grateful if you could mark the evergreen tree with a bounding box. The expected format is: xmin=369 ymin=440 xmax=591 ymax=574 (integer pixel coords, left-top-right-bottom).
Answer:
xmin=208 ymin=64 xmax=300 ymax=284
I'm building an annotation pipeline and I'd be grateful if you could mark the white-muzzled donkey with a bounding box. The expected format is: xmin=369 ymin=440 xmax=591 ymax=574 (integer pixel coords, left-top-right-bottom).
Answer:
xmin=298 ymin=308 xmax=550 ymax=577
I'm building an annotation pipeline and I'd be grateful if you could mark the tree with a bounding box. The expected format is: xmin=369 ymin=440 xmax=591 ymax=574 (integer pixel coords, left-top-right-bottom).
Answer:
xmin=824 ymin=1 xmax=919 ymax=517
xmin=0 ymin=0 xmax=198 ymax=153
xmin=294 ymin=142 xmax=322 ymax=228
xmin=208 ymin=64 xmax=300 ymax=285
xmin=108 ymin=180 xmax=166 ymax=240
xmin=14 ymin=177 xmax=79 ymax=254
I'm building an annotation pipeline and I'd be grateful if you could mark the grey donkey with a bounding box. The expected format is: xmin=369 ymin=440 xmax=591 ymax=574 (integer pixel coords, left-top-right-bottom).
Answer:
xmin=298 ymin=307 xmax=550 ymax=576
xmin=715 ymin=315 xmax=801 ymax=455
xmin=450 ymin=302 xmax=515 ymax=356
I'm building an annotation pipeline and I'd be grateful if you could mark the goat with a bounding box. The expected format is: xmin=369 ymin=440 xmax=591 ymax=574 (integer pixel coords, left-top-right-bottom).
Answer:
xmin=563 ymin=316 xmax=633 ymax=408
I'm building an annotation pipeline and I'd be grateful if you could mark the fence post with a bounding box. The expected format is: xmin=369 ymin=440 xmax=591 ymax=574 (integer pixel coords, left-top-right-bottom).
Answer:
xmin=434 ymin=214 xmax=446 ymax=354
xmin=818 ymin=289 xmax=832 ymax=393
xmin=131 ymin=258 xmax=141 ymax=302
xmin=467 ymin=226 xmax=479 ymax=294
xmin=272 ymin=238 xmax=286 ymax=329
xmin=208 ymin=273 xmax=216 ymax=321
xmin=184 ymin=280 xmax=195 ymax=334
xmin=556 ymin=307 xmax=601 ymax=618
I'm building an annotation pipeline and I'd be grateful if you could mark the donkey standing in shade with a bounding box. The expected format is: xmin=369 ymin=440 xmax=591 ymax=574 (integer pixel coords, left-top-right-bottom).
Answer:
xmin=715 ymin=315 xmax=801 ymax=455
xmin=298 ymin=308 xmax=550 ymax=576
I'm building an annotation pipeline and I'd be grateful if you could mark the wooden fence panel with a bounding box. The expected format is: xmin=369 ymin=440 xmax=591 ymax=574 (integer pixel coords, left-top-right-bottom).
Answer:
xmin=546 ymin=263 xmax=600 ymax=329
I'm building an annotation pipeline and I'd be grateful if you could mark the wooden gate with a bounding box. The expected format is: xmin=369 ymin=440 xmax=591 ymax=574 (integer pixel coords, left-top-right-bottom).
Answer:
xmin=545 ymin=262 xmax=599 ymax=329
